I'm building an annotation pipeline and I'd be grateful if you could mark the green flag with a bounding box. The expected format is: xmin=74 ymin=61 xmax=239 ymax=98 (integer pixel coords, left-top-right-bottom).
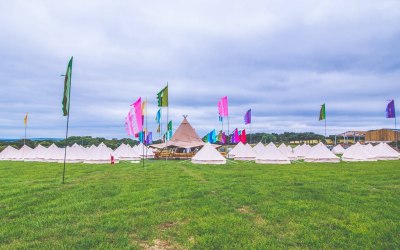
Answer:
xmin=167 ymin=121 xmax=172 ymax=131
xmin=319 ymin=103 xmax=326 ymax=121
xmin=157 ymin=85 xmax=168 ymax=107
xmin=62 ymin=57 xmax=73 ymax=116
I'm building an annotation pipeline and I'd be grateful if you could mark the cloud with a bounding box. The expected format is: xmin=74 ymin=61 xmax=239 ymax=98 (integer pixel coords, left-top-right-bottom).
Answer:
xmin=0 ymin=0 xmax=399 ymax=139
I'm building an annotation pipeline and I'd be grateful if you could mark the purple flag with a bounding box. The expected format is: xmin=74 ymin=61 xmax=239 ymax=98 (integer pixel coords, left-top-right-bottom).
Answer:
xmin=244 ymin=109 xmax=251 ymax=124
xmin=386 ymin=100 xmax=396 ymax=118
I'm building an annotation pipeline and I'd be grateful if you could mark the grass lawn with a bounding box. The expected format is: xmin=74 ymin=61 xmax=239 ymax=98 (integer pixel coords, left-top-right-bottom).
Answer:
xmin=0 ymin=160 xmax=399 ymax=249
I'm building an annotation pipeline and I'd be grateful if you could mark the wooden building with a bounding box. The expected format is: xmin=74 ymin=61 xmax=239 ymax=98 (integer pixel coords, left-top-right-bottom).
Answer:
xmin=365 ymin=129 xmax=400 ymax=142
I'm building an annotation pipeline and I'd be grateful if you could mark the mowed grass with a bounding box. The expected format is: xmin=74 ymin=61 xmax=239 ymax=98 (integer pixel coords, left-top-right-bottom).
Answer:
xmin=0 ymin=160 xmax=399 ymax=249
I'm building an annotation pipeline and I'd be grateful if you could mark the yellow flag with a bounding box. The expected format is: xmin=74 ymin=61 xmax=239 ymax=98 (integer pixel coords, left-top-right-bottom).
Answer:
xmin=141 ymin=100 xmax=147 ymax=113
xmin=24 ymin=113 xmax=28 ymax=126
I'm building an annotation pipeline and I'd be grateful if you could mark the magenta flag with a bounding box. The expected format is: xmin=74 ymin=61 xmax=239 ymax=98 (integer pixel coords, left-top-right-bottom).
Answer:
xmin=240 ymin=129 xmax=246 ymax=143
xmin=386 ymin=100 xmax=396 ymax=118
xmin=125 ymin=97 xmax=143 ymax=137
xmin=234 ymin=128 xmax=239 ymax=143
xmin=218 ymin=96 xmax=229 ymax=117
xmin=244 ymin=109 xmax=251 ymax=124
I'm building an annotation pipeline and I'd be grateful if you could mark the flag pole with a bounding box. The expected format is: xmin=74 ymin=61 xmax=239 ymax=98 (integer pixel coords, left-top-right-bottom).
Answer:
xmin=24 ymin=122 xmax=27 ymax=145
xmin=62 ymin=64 xmax=73 ymax=185
xmin=145 ymin=97 xmax=148 ymax=161
xmin=395 ymin=114 xmax=398 ymax=149
xmin=166 ymin=82 xmax=169 ymax=161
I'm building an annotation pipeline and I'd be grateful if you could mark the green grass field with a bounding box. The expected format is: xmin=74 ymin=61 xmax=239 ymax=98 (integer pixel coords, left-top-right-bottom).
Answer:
xmin=0 ymin=160 xmax=399 ymax=249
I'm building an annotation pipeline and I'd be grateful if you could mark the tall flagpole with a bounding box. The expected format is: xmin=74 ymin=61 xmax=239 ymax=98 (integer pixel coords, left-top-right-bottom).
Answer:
xmin=145 ymin=97 xmax=148 ymax=160
xmin=62 ymin=61 xmax=73 ymax=185
xmin=24 ymin=122 xmax=27 ymax=145
xmin=395 ymin=115 xmax=398 ymax=149
xmin=166 ymin=82 xmax=169 ymax=160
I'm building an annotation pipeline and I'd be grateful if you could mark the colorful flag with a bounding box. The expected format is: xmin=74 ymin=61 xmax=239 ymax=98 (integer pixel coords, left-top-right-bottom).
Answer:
xmin=167 ymin=121 xmax=172 ymax=131
xmin=157 ymin=85 xmax=168 ymax=107
xmin=386 ymin=100 xmax=396 ymax=118
xmin=231 ymin=128 xmax=239 ymax=143
xmin=126 ymin=97 xmax=143 ymax=137
xmin=125 ymin=113 xmax=134 ymax=136
xmin=240 ymin=129 xmax=247 ymax=144
xmin=146 ymin=132 xmax=153 ymax=145
xmin=218 ymin=96 xmax=229 ymax=117
xmin=155 ymin=109 xmax=161 ymax=123
xmin=24 ymin=113 xmax=28 ymax=126
xmin=141 ymin=99 xmax=147 ymax=113
xmin=244 ymin=109 xmax=251 ymax=124
xmin=202 ymin=134 xmax=209 ymax=143
xmin=156 ymin=124 xmax=160 ymax=133
xmin=208 ymin=129 xmax=216 ymax=143
xmin=319 ymin=103 xmax=326 ymax=121
xmin=221 ymin=132 xmax=226 ymax=144
xmin=139 ymin=131 xmax=145 ymax=143
xmin=62 ymin=56 xmax=73 ymax=116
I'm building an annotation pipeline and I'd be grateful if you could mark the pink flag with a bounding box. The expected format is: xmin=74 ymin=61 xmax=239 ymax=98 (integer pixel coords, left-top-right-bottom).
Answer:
xmin=125 ymin=97 xmax=143 ymax=137
xmin=218 ymin=96 xmax=229 ymax=117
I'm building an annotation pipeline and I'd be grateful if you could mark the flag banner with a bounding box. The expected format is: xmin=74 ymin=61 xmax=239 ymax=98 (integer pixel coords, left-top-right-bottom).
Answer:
xmin=168 ymin=121 xmax=172 ymax=131
xmin=240 ymin=129 xmax=247 ymax=144
xmin=125 ymin=113 xmax=134 ymax=136
xmin=218 ymin=96 xmax=229 ymax=117
xmin=24 ymin=113 xmax=28 ymax=126
xmin=146 ymin=132 xmax=153 ymax=145
xmin=202 ymin=134 xmax=209 ymax=143
xmin=231 ymin=128 xmax=239 ymax=143
xmin=221 ymin=132 xmax=226 ymax=144
xmin=156 ymin=109 xmax=161 ymax=123
xmin=126 ymin=97 xmax=143 ymax=137
xmin=157 ymin=85 xmax=168 ymax=107
xmin=319 ymin=103 xmax=326 ymax=121
xmin=386 ymin=100 xmax=396 ymax=118
xmin=244 ymin=109 xmax=251 ymax=124
xmin=157 ymin=124 xmax=160 ymax=133
xmin=62 ymin=56 xmax=73 ymax=116
xmin=141 ymin=99 xmax=147 ymax=113
xmin=219 ymin=116 xmax=223 ymax=122
xmin=208 ymin=129 xmax=216 ymax=143
xmin=139 ymin=131 xmax=145 ymax=143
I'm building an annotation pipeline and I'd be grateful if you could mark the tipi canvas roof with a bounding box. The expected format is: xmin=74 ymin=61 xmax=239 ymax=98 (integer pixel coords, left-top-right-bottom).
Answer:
xmin=256 ymin=143 xmax=290 ymax=164
xmin=342 ymin=142 xmax=377 ymax=162
xmin=151 ymin=117 xmax=204 ymax=149
xmin=234 ymin=143 xmax=257 ymax=161
xmin=191 ymin=143 xmax=226 ymax=164
xmin=278 ymin=143 xmax=297 ymax=161
xmin=252 ymin=142 xmax=265 ymax=155
xmin=372 ymin=143 xmax=399 ymax=160
xmin=84 ymin=143 xmax=117 ymax=164
xmin=331 ymin=144 xmax=345 ymax=154
xmin=24 ymin=144 xmax=47 ymax=162
xmin=228 ymin=141 xmax=245 ymax=158
xmin=0 ymin=146 xmax=18 ymax=161
xmin=304 ymin=142 xmax=340 ymax=163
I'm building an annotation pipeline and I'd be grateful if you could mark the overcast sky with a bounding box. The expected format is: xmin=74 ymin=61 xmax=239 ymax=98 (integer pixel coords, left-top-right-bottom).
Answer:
xmin=0 ymin=0 xmax=399 ymax=140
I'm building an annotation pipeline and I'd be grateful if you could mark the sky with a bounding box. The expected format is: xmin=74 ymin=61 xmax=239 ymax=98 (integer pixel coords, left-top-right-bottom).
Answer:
xmin=0 ymin=0 xmax=399 ymax=140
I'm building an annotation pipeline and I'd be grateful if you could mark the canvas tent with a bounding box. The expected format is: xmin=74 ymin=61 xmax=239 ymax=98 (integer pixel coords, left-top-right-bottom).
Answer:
xmin=84 ymin=143 xmax=118 ymax=164
xmin=135 ymin=143 xmax=155 ymax=159
xmin=278 ymin=143 xmax=296 ymax=161
xmin=331 ymin=144 xmax=345 ymax=154
xmin=41 ymin=144 xmax=64 ymax=162
xmin=191 ymin=143 xmax=226 ymax=164
xmin=13 ymin=145 xmax=33 ymax=161
xmin=151 ymin=117 xmax=205 ymax=150
xmin=114 ymin=144 xmax=141 ymax=161
xmin=252 ymin=142 xmax=265 ymax=155
xmin=234 ymin=143 xmax=257 ymax=161
xmin=342 ymin=142 xmax=377 ymax=162
xmin=228 ymin=141 xmax=245 ymax=159
xmin=304 ymin=142 xmax=340 ymax=163
xmin=24 ymin=144 xmax=47 ymax=162
xmin=256 ymin=142 xmax=290 ymax=164
xmin=0 ymin=146 xmax=18 ymax=161
xmin=372 ymin=143 xmax=399 ymax=160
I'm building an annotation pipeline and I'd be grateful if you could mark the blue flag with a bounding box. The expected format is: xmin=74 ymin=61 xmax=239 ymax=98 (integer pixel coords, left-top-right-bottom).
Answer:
xmin=386 ymin=100 xmax=396 ymax=118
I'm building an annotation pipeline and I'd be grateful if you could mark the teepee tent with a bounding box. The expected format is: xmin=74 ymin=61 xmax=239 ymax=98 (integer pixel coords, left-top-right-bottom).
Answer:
xmin=191 ymin=143 xmax=226 ymax=164
xmin=114 ymin=144 xmax=141 ymax=161
xmin=252 ymin=142 xmax=265 ymax=155
xmin=342 ymin=142 xmax=377 ymax=162
xmin=0 ymin=146 xmax=19 ymax=161
xmin=278 ymin=143 xmax=296 ymax=161
xmin=234 ymin=143 xmax=257 ymax=161
xmin=382 ymin=143 xmax=400 ymax=157
xmin=63 ymin=144 xmax=89 ymax=163
xmin=151 ymin=117 xmax=205 ymax=149
xmin=24 ymin=144 xmax=47 ymax=162
xmin=256 ymin=143 xmax=290 ymax=164
xmin=372 ymin=143 xmax=399 ymax=160
xmin=304 ymin=142 xmax=340 ymax=163
xmin=294 ymin=144 xmax=311 ymax=159
xmin=331 ymin=144 xmax=345 ymax=154
xmin=135 ymin=143 xmax=155 ymax=159
xmin=13 ymin=145 xmax=33 ymax=161
xmin=228 ymin=141 xmax=245 ymax=159
xmin=84 ymin=143 xmax=117 ymax=164
xmin=41 ymin=144 xmax=64 ymax=162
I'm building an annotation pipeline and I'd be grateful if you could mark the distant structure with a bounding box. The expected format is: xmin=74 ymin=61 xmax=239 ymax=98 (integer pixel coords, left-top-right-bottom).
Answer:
xmin=365 ymin=129 xmax=400 ymax=143
xmin=336 ymin=131 xmax=366 ymax=144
